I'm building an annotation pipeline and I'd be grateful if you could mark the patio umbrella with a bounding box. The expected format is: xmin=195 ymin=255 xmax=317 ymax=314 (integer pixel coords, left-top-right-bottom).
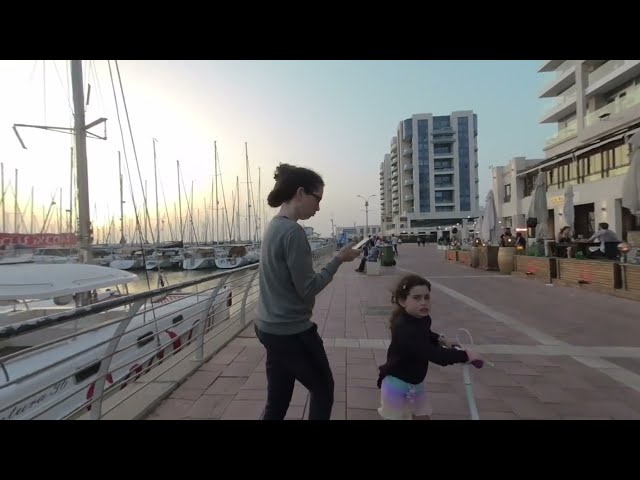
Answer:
xmin=480 ymin=191 xmax=497 ymax=245
xmin=562 ymin=184 xmax=575 ymax=234
xmin=622 ymin=132 xmax=640 ymax=217
xmin=526 ymin=172 xmax=548 ymax=241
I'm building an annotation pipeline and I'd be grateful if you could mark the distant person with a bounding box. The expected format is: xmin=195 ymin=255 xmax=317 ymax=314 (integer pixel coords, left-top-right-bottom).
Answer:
xmin=391 ymin=234 xmax=399 ymax=255
xmin=585 ymin=222 xmax=620 ymax=258
xmin=376 ymin=274 xmax=483 ymax=420
xmin=255 ymin=163 xmax=361 ymax=420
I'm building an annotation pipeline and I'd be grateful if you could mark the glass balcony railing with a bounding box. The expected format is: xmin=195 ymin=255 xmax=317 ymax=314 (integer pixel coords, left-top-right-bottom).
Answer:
xmin=587 ymin=60 xmax=626 ymax=87
xmin=585 ymin=83 xmax=640 ymax=127
xmin=545 ymin=118 xmax=578 ymax=148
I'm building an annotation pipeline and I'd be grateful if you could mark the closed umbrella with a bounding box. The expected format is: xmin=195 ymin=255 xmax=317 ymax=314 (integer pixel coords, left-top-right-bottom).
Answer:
xmin=562 ymin=184 xmax=575 ymax=234
xmin=480 ymin=191 xmax=497 ymax=245
xmin=526 ymin=172 xmax=548 ymax=241
xmin=622 ymin=132 xmax=640 ymax=219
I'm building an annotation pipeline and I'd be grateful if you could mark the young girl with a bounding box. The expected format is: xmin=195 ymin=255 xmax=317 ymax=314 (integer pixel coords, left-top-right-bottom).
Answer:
xmin=377 ymin=274 xmax=482 ymax=420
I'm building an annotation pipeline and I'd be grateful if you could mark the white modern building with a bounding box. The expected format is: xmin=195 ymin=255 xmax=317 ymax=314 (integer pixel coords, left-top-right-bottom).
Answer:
xmin=380 ymin=111 xmax=480 ymax=241
xmin=491 ymin=60 xmax=640 ymax=240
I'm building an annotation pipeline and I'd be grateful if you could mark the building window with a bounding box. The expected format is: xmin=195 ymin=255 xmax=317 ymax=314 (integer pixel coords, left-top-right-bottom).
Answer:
xmin=504 ymin=184 xmax=511 ymax=203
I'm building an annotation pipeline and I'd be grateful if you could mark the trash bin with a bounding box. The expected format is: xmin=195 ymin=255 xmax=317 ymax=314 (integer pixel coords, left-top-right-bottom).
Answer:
xmin=380 ymin=245 xmax=395 ymax=266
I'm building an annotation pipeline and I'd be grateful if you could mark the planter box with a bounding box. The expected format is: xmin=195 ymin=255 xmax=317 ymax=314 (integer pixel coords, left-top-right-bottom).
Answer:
xmin=614 ymin=264 xmax=640 ymax=301
xmin=478 ymin=246 xmax=499 ymax=271
xmin=457 ymin=250 xmax=471 ymax=266
xmin=554 ymin=258 xmax=621 ymax=294
xmin=446 ymin=250 xmax=458 ymax=261
xmin=512 ymin=256 xmax=557 ymax=284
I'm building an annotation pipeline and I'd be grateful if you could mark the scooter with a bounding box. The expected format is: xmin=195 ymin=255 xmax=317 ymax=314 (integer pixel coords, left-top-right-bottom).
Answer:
xmin=447 ymin=328 xmax=493 ymax=420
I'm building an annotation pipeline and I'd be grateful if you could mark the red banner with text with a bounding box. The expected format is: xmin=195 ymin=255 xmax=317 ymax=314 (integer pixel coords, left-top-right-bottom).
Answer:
xmin=0 ymin=233 xmax=78 ymax=248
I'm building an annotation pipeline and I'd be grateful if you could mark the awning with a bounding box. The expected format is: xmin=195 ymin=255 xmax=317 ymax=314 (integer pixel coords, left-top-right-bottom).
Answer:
xmin=516 ymin=125 xmax=640 ymax=177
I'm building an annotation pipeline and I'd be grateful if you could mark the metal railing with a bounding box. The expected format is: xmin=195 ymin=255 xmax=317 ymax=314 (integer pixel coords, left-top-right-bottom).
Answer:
xmin=0 ymin=242 xmax=336 ymax=420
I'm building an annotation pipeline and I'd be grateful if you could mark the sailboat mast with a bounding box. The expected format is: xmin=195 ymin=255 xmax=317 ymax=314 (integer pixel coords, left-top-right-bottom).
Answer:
xmin=1 ymin=163 xmax=4 ymax=232
xmin=214 ymin=141 xmax=219 ymax=244
xmin=119 ymin=151 xmax=125 ymax=244
xmin=245 ymin=142 xmax=251 ymax=245
xmin=236 ymin=176 xmax=241 ymax=241
xmin=153 ymin=138 xmax=159 ymax=244
xmin=30 ymin=187 xmax=34 ymax=234
xmin=14 ymin=169 xmax=18 ymax=233
xmin=71 ymin=60 xmax=92 ymax=264
xmin=177 ymin=160 xmax=183 ymax=241
xmin=69 ymin=147 xmax=74 ymax=233
xmin=144 ymin=180 xmax=148 ymax=243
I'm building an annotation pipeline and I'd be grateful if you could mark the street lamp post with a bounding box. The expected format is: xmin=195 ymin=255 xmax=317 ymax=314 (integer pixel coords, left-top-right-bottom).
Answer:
xmin=357 ymin=194 xmax=376 ymax=238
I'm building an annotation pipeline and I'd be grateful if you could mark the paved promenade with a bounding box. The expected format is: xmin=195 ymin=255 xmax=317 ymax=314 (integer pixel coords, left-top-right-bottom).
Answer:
xmin=145 ymin=244 xmax=640 ymax=420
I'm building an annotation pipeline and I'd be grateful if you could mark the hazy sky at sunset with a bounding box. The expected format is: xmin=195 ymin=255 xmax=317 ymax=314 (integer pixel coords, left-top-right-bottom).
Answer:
xmin=0 ymin=60 xmax=555 ymax=240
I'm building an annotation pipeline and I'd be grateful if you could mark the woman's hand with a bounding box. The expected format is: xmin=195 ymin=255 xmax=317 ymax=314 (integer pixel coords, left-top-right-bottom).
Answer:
xmin=336 ymin=243 xmax=362 ymax=262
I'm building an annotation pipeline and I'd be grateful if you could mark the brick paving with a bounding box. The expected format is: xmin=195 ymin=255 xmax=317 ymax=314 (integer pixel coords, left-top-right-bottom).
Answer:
xmin=145 ymin=244 xmax=640 ymax=420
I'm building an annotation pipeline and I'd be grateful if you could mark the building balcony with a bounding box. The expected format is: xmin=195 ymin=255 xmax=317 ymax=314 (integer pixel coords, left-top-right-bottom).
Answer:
xmin=392 ymin=193 xmax=398 ymax=200
xmin=586 ymin=60 xmax=640 ymax=97
xmin=391 ymin=156 xmax=398 ymax=167
xmin=403 ymin=147 xmax=413 ymax=157
xmin=404 ymin=194 xmax=414 ymax=202
xmin=538 ymin=60 xmax=566 ymax=73
xmin=403 ymin=178 xmax=413 ymax=186
xmin=403 ymin=163 xmax=414 ymax=171
xmin=392 ymin=185 xmax=398 ymax=192
xmin=539 ymin=60 xmax=577 ymax=98
xmin=433 ymin=151 xmax=454 ymax=159
xmin=434 ymin=184 xmax=454 ymax=189
xmin=539 ymin=85 xmax=578 ymax=124
xmin=581 ymin=83 xmax=640 ymax=142
xmin=544 ymin=118 xmax=578 ymax=149
xmin=431 ymin=134 xmax=455 ymax=144
xmin=390 ymin=140 xmax=397 ymax=152
xmin=585 ymin=79 xmax=640 ymax=127
xmin=390 ymin=150 xmax=398 ymax=159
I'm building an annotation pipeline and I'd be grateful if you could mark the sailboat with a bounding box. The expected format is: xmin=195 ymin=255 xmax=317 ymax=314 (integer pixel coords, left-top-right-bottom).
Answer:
xmin=0 ymin=60 xmax=233 ymax=420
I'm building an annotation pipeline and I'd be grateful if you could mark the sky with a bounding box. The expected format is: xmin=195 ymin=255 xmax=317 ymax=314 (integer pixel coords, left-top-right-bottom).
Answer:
xmin=0 ymin=60 xmax=556 ymax=240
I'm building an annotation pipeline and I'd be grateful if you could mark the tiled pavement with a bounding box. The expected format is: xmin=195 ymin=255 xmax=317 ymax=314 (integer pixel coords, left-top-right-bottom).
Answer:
xmin=145 ymin=244 xmax=640 ymax=420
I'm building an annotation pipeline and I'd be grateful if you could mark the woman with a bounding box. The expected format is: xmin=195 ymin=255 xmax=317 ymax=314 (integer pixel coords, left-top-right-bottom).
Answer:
xmin=255 ymin=163 xmax=361 ymax=420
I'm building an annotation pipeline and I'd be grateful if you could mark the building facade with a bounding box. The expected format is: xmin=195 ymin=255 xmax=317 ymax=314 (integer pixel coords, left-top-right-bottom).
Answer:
xmin=380 ymin=111 xmax=480 ymax=240
xmin=491 ymin=60 xmax=640 ymax=240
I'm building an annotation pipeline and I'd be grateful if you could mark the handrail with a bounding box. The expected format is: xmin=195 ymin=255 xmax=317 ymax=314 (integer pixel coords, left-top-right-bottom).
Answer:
xmin=0 ymin=241 xmax=336 ymax=420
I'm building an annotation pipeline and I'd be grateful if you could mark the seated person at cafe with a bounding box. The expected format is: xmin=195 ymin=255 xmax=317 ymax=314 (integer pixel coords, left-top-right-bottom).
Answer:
xmin=500 ymin=228 xmax=514 ymax=247
xmin=355 ymin=244 xmax=379 ymax=272
xmin=514 ymin=232 xmax=526 ymax=249
xmin=585 ymin=222 xmax=620 ymax=259
xmin=555 ymin=226 xmax=572 ymax=257
xmin=557 ymin=226 xmax=572 ymax=243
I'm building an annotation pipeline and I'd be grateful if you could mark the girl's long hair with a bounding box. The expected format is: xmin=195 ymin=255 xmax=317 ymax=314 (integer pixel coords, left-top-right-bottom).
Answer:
xmin=389 ymin=274 xmax=431 ymax=327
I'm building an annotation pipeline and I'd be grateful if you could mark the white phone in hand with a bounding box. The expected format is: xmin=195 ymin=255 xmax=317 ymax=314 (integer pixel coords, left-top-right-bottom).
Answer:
xmin=352 ymin=237 xmax=371 ymax=250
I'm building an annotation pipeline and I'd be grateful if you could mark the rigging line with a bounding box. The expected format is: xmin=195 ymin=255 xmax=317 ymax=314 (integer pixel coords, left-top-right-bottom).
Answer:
xmin=107 ymin=60 xmax=152 ymax=293
xmin=114 ymin=60 xmax=155 ymax=246
xmin=91 ymin=61 xmax=106 ymax=117
xmin=42 ymin=60 xmax=46 ymax=126
xmin=216 ymin=147 xmax=233 ymax=241
xmin=52 ymin=60 xmax=74 ymax=114
xmin=159 ymin=178 xmax=175 ymax=241
xmin=178 ymin=163 xmax=200 ymax=246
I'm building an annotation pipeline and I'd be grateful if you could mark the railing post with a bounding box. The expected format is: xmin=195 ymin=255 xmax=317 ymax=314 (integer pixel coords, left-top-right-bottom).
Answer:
xmin=240 ymin=269 xmax=260 ymax=326
xmin=90 ymin=299 xmax=146 ymax=420
xmin=194 ymin=275 xmax=231 ymax=362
